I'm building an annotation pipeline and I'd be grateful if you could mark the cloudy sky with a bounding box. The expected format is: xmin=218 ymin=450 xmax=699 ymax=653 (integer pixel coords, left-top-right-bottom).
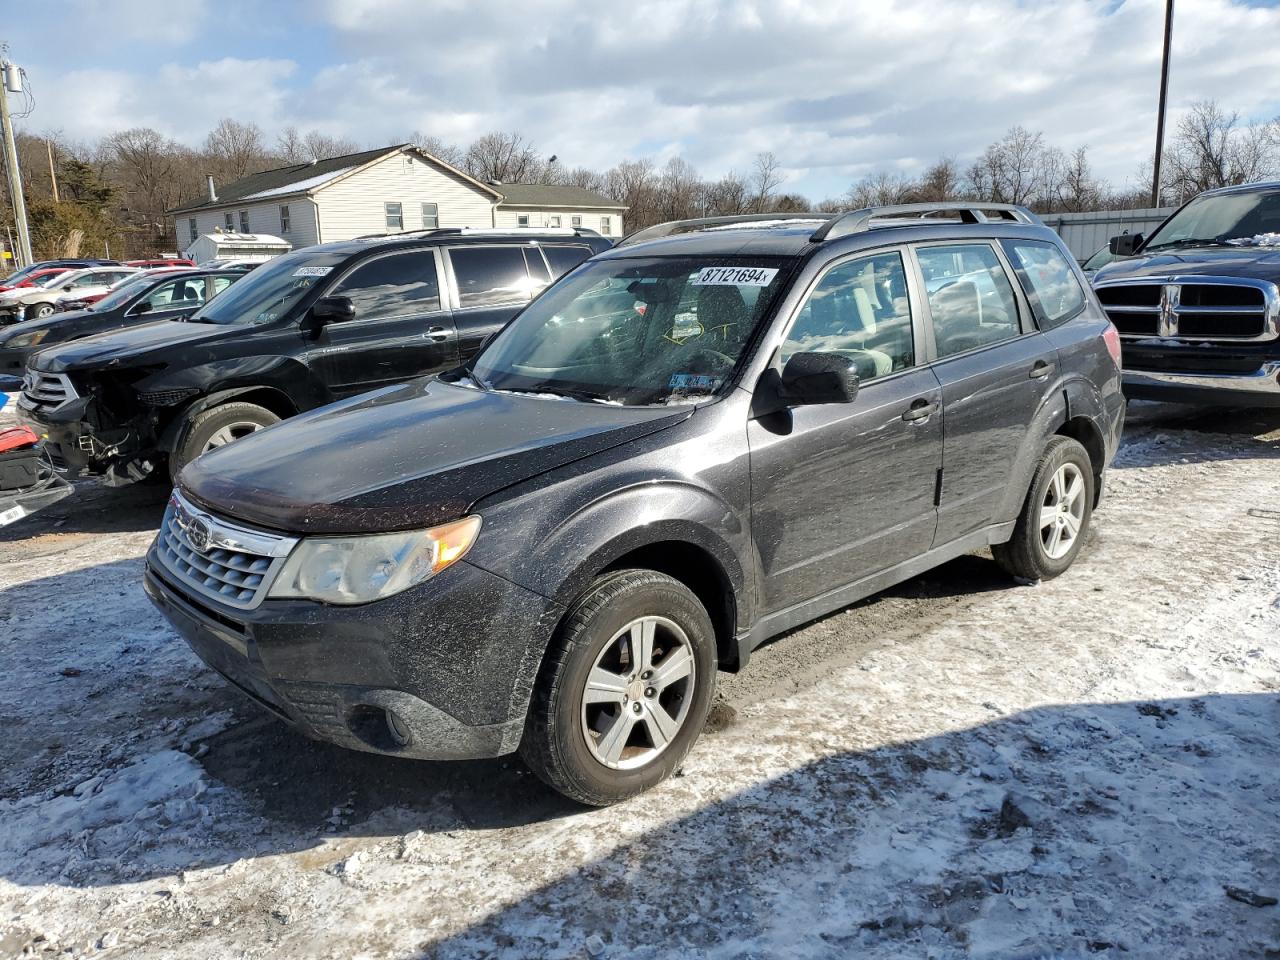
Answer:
xmin=6 ymin=0 xmax=1280 ymax=199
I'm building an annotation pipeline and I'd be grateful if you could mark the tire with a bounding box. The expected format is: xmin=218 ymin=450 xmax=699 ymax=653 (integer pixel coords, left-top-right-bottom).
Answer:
xmin=992 ymin=435 xmax=1095 ymax=582
xmin=31 ymin=303 xmax=54 ymax=319
xmin=520 ymin=569 xmax=718 ymax=806
xmin=170 ymin=401 xmax=280 ymax=482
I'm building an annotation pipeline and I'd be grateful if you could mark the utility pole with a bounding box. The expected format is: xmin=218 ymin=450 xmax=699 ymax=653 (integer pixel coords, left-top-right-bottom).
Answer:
xmin=46 ymin=138 xmax=58 ymax=202
xmin=0 ymin=57 xmax=32 ymax=268
xmin=1150 ymin=0 xmax=1174 ymax=209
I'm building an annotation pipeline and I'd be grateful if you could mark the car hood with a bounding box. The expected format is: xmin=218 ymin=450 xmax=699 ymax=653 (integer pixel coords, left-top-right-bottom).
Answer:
xmin=28 ymin=320 xmax=234 ymax=372
xmin=181 ymin=378 xmax=693 ymax=534
xmin=0 ymin=309 xmax=96 ymax=344
xmin=1093 ymin=245 xmax=1280 ymax=285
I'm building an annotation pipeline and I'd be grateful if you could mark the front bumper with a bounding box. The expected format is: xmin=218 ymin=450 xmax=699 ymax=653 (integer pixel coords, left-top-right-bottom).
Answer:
xmin=15 ymin=397 xmax=102 ymax=476
xmin=1123 ymin=361 xmax=1280 ymax=407
xmin=143 ymin=553 xmax=564 ymax=761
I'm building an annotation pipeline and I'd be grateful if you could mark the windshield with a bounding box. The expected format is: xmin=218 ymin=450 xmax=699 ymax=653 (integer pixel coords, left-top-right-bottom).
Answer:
xmin=1144 ymin=188 xmax=1280 ymax=250
xmin=189 ymin=250 xmax=345 ymax=325
xmin=3 ymin=265 xmax=40 ymax=284
xmin=464 ymin=256 xmax=791 ymax=406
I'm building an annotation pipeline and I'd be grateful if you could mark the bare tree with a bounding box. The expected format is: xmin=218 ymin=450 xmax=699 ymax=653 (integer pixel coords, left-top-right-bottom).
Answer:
xmin=749 ymin=151 xmax=784 ymax=213
xmin=409 ymin=133 xmax=466 ymax=168
xmin=965 ymin=126 xmax=1047 ymax=205
xmin=204 ymin=118 xmax=269 ymax=181
xmin=605 ymin=158 xmax=658 ymax=228
xmin=846 ymin=171 xmax=915 ymax=208
xmin=1052 ymin=146 xmax=1103 ymax=211
xmin=913 ymin=157 xmax=961 ymax=202
xmin=1164 ymin=100 xmax=1280 ymax=197
xmin=705 ymin=172 xmax=750 ymax=216
xmin=464 ymin=131 xmax=543 ymax=183
xmin=657 ymin=157 xmax=703 ymax=222
xmin=276 ymin=126 xmax=306 ymax=164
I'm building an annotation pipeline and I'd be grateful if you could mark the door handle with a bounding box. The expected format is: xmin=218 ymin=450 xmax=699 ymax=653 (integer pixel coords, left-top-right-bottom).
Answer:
xmin=902 ymin=398 xmax=938 ymax=422
xmin=1029 ymin=359 xmax=1054 ymax=380
xmin=425 ymin=326 xmax=451 ymax=342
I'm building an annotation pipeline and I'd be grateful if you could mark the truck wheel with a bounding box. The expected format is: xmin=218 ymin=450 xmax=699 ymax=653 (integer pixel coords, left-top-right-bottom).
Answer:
xmin=992 ymin=435 xmax=1095 ymax=582
xmin=521 ymin=570 xmax=718 ymax=806
xmin=170 ymin=402 xmax=280 ymax=482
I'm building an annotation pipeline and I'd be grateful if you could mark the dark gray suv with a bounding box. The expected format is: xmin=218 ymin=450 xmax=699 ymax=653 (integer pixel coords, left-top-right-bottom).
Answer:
xmin=145 ymin=204 xmax=1125 ymax=805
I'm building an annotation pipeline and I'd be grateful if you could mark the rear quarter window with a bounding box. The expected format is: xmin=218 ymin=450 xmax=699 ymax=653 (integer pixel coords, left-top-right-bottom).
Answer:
xmin=1002 ymin=240 xmax=1087 ymax=329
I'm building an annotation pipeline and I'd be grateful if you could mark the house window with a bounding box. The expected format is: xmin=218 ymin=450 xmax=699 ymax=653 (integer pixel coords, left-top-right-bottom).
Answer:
xmin=600 ymin=216 xmax=612 ymax=235
xmin=188 ymin=218 xmax=197 ymax=243
xmin=571 ymin=215 xmax=582 ymax=228
xmin=422 ymin=202 xmax=439 ymax=229
xmin=238 ymin=210 xmax=250 ymax=233
xmin=517 ymin=214 xmax=530 ymax=228
xmin=224 ymin=212 xmax=234 ymax=231
xmin=548 ymin=215 xmax=562 ymax=228
xmin=279 ymin=205 xmax=290 ymax=233
xmin=385 ymin=202 xmax=403 ymax=231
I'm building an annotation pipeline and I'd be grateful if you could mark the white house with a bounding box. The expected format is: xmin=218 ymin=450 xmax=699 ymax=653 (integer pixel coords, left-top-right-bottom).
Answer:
xmin=170 ymin=145 xmax=627 ymax=249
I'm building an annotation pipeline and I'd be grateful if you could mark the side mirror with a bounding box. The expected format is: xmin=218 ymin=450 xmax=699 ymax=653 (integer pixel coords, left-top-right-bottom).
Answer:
xmin=778 ymin=352 xmax=860 ymax=406
xmin=133 ymin=301 xmax=153 ymax=315
xmin=306 ymin=296 xmax=355 ymax=332
xmin=1109 ymin=233 xmax=1143 ymax=256
xmin=63 ymin=285 xmax=74 ymax=292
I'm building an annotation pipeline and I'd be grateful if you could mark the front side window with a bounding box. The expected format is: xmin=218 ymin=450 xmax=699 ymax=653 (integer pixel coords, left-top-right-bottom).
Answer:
xmin=279 ymin=205 xmax=291 ymax=233
xmin=466 ymin=256 xmax=789 ymax=406
xmin=1002 ymin=240 xmax=1086 ymax=329
xmin=239 ymin=210 xmax=250 ymax=233
xmin=330 ymin=250 xmax=440 ymax=321
xmin=385 ymin=202 xmax=403 ymax=231
xmin=781 ymin=251 xmax=914 ymax=380
xmin=224 ymin=212 xmax=234 ymax=231
xmin=422 ymin=202 xmax=439 ymax=229
xmin=448 ymin=246 xmax=534 ymax=308
xmin=145 ymin=277 xmax=205 ymax=309
xmin=601 ymin=216 xmax=612 ymax=235
xmin=188 ymin=218 xmax=197 ymax=243
xmin=916 ymin=243 xmax=1021 ymax=359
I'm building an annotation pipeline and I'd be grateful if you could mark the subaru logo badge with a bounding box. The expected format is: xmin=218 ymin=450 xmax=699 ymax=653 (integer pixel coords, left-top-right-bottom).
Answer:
xmin=187 ymin=517 xmax=213 ymax=554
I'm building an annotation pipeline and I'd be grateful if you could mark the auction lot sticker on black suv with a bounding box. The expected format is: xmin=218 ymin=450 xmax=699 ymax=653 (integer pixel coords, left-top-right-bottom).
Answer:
xmin=693 ymin=266 xmax=778 ymax=286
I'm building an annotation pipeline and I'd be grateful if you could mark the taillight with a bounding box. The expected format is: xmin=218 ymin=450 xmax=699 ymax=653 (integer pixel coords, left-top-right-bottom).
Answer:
xmin=1102 ymin=323 xmax=1123 ymax=368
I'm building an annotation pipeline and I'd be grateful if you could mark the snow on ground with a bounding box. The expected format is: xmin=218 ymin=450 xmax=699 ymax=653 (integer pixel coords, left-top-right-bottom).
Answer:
xmin=0 ymin=403 xmax=1278 ymax=959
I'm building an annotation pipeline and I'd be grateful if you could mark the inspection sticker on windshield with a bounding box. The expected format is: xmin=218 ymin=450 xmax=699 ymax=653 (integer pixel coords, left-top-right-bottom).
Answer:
xmin=693 ymin=266 xmax=778 ymax=286
xmin=668 ymin=373 xmax=722 ymax=393
xmin=293 ymin=266 xmax=333 ymax=277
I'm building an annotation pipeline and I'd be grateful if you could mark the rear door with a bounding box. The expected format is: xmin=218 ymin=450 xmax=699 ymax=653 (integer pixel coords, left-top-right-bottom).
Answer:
xmin=310 ymin=248 xmax=458 ymax=396
xmin=912 ymin=241 xmax=1060 ymax=544
xmin=748 ymin=247 xmax=944 ymax=612
xmin=444 ymin=244 xmax=538 ymax=360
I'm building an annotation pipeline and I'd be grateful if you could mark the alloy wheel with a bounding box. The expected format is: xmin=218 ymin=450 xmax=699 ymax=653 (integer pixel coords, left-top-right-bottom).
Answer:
xmin=203 ymin=420 xmax=265 ymax=453
xmin=581 ymin=615 xmax=696 ymax=770
xmin=1040 ymin=462 xmax=1086 ymax=560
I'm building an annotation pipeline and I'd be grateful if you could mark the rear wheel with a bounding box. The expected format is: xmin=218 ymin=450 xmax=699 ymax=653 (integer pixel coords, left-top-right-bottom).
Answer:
xmin=992 ymin=435 xmax=1094 ymax=581
xmin=31 ymin=303 xmax=54 ymax=319
xmin=520 ymin=570 xmax=718 ymax=806
xmin=170 ymin=401 xmax=280 ymax=482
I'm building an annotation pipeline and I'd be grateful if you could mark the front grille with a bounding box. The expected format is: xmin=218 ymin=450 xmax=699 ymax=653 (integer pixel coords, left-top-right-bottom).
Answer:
xmin=1094 ymin=276 xmax=1279 ymax=342
xmin=20 ymin=372 xmax=78 ymax=412
xmin=151 ymin=491 xmax=298 ymax=610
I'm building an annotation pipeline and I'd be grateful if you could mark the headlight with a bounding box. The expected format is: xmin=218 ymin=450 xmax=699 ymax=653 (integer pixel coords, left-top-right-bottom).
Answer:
xmin=7 ymin=329 xmax=48 ymax=348
xmin=267 ymin=516 xmax=481 ymax=604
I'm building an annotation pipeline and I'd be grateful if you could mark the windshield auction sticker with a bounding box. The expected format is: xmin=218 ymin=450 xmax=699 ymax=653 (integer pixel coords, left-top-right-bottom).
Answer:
xmin=692 ymin=266 xmax=778 ymax=286
xmin=293 ymin=266 xmax=334 ymax=277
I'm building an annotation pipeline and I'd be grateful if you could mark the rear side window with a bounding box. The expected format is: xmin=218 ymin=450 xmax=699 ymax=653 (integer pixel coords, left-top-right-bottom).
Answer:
xmin=543 ymin=244 xmax=594 ymax=278
xmin=916 ymin=244 xmax=1021 ymax=359
xmin=449 ymin=246 xmax=532 ymax=308
xmin=1002 ymin=240 xmax=1086 ymax=329
xmin=330 ymin=250 xmax=440 ymax=321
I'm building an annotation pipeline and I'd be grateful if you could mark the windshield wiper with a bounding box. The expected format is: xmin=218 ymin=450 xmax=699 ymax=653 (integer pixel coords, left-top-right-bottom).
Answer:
xmin=1144 ymin=237 xmax=1234 ymax=251
xmin=504 ymin=382 xmax=616 ymax=404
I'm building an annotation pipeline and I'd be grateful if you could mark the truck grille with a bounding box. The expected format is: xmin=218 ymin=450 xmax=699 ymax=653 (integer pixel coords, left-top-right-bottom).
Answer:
xmin=1094 ymin=276 xmax=1279 ymax=342
xmin=20 ymin=372 xmax=78 ymax=412
xmin=151 ymin=491 xmax=298 ymax=610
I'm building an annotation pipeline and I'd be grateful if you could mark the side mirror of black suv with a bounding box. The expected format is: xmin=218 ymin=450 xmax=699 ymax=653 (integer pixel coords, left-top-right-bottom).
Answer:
xmin=778 ymin=352 xmax=860 ymax=405
xmin=307 ymin=296 xmax=356 ymax=332
xmin=1109 ymin=233 xmax=1143 ymax=256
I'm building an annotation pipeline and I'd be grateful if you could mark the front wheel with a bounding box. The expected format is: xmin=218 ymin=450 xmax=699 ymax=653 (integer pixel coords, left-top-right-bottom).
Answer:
xmin=170 ymin=401 xmax=280 ymax=482
xmin=31 ymin=303 xmax=55 ymax=319
xmin=992 ymin=435 xmax=1095 ymax=581
xmin=520 ymin=570 xmax=718 ymax=806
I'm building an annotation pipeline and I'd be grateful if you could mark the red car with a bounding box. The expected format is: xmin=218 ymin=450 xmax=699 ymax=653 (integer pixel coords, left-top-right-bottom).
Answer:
xmin=0 ymin=266 xmax=71 ymax=293
xmin=125 ymin=258 xmax=195 ymax=269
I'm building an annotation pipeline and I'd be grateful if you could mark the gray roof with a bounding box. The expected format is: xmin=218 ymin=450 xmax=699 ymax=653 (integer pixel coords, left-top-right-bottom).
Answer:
xmin=495 ymin=183 xmax=626 ymax=209
xmin=171 ymin=146 xmax=401 ymax=214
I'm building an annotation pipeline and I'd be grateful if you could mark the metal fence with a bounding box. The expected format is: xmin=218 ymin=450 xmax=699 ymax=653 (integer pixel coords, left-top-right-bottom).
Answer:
xmin=1042 ymin=207 xmax=1175 ymax=261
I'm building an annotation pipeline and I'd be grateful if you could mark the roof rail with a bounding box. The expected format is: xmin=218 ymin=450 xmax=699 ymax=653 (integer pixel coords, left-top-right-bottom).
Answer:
xmin=353 ymin=226 xmax=604 ymax=241
xmin=810 ymin=202 xmax=1042 ymax=242
xmin=616 ymin=213 xmax=833 ymax=248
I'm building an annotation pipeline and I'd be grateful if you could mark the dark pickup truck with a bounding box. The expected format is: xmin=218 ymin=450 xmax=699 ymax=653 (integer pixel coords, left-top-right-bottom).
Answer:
xmin=1092 ymin=181 xmax=1280 ymax=406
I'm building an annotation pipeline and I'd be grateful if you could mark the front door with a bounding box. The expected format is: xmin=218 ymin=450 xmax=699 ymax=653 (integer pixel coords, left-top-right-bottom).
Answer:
xmin=311 ymin=248 xmax=458 ymax=397
xmin=749 ymin=249 xmax=943 ymax=614
xmin=912 ymin=241 xmax=1060 ymax=543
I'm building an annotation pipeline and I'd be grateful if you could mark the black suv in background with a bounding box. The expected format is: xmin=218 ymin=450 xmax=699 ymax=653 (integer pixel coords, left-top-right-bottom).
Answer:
xmin=17 ymin=229 xmax=610 ymax=482
xmin=1094 ymin=181 xmax=1280 ymax=406
xmin=0 ymin=268 xmax=246 ymax=384
xmin=145 ymin=204 xmax=1124 ymax=805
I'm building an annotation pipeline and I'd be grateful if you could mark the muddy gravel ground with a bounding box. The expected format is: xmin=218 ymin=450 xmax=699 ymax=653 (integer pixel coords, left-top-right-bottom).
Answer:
xmin=1 ymin=401 xmax=1278 ymax=959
